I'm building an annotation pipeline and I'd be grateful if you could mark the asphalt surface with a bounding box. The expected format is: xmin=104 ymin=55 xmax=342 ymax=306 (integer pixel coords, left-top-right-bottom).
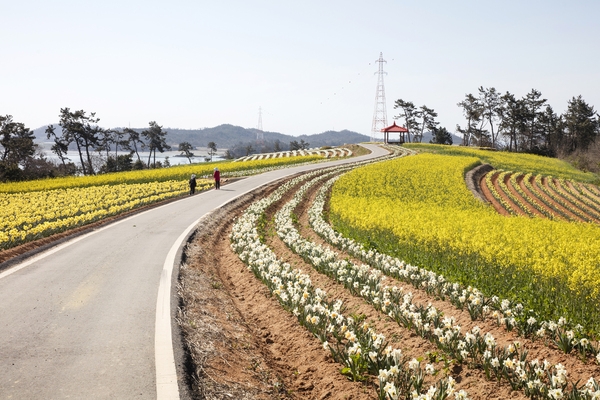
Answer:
xmin=0 ymin=144 xmax=388 ymax=399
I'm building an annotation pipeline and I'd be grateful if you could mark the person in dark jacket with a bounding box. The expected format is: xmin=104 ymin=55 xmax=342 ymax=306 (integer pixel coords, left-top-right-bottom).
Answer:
xmin=213 ymin=168 xmax=221 ymax=190
xmin=189 ymin=174 xmax=197 ymax=195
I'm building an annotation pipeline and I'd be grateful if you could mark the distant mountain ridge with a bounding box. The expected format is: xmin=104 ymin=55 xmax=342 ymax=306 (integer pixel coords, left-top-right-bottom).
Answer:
xmin=159 ymin=125 xmax=371 ymax=149
xmin=33 ymin=124 xmax=371 ymax=149
xmin=32 ymin=123 xmax=461 ymax=150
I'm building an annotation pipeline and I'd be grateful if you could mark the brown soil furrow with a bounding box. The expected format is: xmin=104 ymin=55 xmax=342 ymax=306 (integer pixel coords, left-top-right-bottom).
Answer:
xmin=585 ymin=183 xmax=600 ymax=197
xmin=475 ymin=169 xmax=600 ymax=225
xmin=180 ymin=183 xmax=380 ymax=399
xmin=263 ymin=176 xmax=527 ymax=399
xmin=503 ymin=174 xmax=541 ymax=217
xmin=574 ymin=182 xmax=600 ymax=212
xmin=529 ymin=176 xmax=585 ymax=222
xmin=491 ymin=172 xmax=527 ymax=216
xmin=554 ymin=179 xmax=600 ymax=222
xmin=171 ymin=166 xmax=600 ymax=399
xmin=569 ymin=181 xmax=600 ymax=205
xmin=478 ymin=173 xmax=511 ymax=216
xmin=541 ymin=177 xmax=591 ymax=223
xmin=515 ymin=175 xmax=564 ymax=220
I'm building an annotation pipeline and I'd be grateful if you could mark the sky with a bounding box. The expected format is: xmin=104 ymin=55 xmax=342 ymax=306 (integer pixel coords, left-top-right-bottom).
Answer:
xmin=2 ymin=0 xmax=599 ymax=139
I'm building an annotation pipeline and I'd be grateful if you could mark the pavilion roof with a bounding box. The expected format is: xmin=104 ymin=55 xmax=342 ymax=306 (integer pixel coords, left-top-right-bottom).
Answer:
xmin=381 ymin=121 xmax=408 ymax=132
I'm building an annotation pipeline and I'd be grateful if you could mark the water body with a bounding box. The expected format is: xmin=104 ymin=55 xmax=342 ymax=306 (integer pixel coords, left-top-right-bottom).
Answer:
xmin=37 ymin=142 xmax=223 ymax=166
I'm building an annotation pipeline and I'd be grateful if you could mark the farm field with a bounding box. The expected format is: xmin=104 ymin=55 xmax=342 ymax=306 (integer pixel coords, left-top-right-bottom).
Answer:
xmin=0 ymin=153 xmax=334 ymax=258
xmin=179 ymin=146 xmax=600 ymax=399
xmin=481 ymin=169 xmax=600 ymax=223
xmin=331 ymin=147 xmax=600 ymax=335
xmin=4 ymin=143 xmax=600 ymax=398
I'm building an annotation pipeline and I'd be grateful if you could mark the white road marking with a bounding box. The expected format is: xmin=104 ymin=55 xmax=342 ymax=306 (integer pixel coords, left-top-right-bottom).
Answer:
xmin=0 ymin=214 xmax=131 ymax=281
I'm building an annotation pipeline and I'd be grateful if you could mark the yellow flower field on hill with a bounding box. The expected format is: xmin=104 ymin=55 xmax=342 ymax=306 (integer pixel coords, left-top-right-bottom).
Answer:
xmin=0 ymin=179 xmax=213 ymax=250
xmin=330 ymin=152 xmax=600 ymax=332
xmin=405 ymin=143 xmax=599 ymax=183
xmin=0 ymin=155 xmax=324 ymax=251
xmin=0 ymin=155 xmax=323 ymax=194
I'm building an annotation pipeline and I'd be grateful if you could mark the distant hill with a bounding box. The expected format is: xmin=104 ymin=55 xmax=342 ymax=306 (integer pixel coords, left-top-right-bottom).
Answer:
xmin=33 ymin=124 xmax=372 ymax=149
xmin=419 ymin=131 xmax=463 ymax=145
xmin=32 ymin=126 xmax=50 ymax=141
xmin=162 ymin=125 xmax=371 ymax=149
xmin=33 ymin=123 xmax=462 ymax=150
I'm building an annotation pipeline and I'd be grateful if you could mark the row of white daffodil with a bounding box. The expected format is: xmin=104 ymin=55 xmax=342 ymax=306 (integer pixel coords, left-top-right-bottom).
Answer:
xmin=272 ymin=168 xmax=473 ymax=399
xmin=296 ymin=173 xmax=600 ymax=400
xmin=230 ymin=168 xmax=470 ymax=400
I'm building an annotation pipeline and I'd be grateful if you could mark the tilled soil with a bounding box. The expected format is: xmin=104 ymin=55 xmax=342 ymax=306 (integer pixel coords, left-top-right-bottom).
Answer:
xmin=178 ymin=181 xmax=377 ymax=399
xmin=179 ymin=171 xmax=600 ymax=399
xmin=479 ymin=170 xmax=600 ymax=223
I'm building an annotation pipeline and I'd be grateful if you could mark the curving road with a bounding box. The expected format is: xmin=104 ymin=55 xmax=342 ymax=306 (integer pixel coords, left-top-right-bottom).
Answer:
xmin=0 ymin=144 xmax=388 ymax=399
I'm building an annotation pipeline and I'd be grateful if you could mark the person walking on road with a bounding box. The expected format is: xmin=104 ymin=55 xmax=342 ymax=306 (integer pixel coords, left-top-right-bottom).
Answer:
xmin=213 ymin=167 xmax=221 ymax=190
xmin=189 ymin=174 xmax=197 ymax=195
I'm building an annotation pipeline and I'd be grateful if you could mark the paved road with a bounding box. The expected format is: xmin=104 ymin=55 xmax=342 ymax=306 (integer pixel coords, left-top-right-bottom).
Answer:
xmin=0 ymin=144 xmax=388 ymax=399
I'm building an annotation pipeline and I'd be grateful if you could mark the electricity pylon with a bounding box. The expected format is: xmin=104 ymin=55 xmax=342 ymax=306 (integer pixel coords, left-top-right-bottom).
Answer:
xmin=371 ymin=52 xmax=387 ymax=141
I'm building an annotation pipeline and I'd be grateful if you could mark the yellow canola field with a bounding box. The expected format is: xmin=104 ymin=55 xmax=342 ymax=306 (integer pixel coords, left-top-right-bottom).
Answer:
xmin=0 ymin=154 xmax=325 ymax=251
xmin=0 ymin=155 xmax=323 ymax=194
xmin=330 ymin=153 xmax=600 ymax=326
xmin=0 ymin=179 xmax=212 ymax=250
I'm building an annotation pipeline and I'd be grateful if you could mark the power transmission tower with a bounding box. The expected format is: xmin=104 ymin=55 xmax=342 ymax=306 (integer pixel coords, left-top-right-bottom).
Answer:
xmin=256 ymin=106 xmax=264 ymax=143
xmin=371 ymin=52 xmax=388 ymax=141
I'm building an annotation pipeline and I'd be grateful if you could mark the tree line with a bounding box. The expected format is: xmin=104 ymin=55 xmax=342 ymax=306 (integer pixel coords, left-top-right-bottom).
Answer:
xmin=0 ymin=107 xmax=196 ymax=181
xmin=455 ymin=87 xmax=599 ymax=158
xmin=3 ymin=91 xmax=599 ymax=181
xmin=394 ymin=88 xmax=599 ymax=171
xmin=45 ymin=108 xmax=172 ymax=175
xmin=0 ymin=105 xmax=313 ymax=181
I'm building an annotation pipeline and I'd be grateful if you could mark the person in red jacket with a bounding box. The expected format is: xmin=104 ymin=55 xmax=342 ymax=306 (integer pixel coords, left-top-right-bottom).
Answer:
xmin=213 ymin=167 xmax=221 ymax=190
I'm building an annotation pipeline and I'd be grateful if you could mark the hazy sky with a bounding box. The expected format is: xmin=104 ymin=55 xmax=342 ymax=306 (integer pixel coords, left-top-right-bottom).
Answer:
xmin=2 ymin=0 xmax=599 ymax=138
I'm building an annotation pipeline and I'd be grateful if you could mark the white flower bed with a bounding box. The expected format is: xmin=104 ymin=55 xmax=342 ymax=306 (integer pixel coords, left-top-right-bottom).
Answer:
xmin=230 ymin=156 xmax=469 ymax=400
xmin=311 ymin=174 xmax=600 ymax=355
xmin=233 ymin=147 xmax=355 ymax=162
xmin=291 ymin=173 xmax=600 ymax=399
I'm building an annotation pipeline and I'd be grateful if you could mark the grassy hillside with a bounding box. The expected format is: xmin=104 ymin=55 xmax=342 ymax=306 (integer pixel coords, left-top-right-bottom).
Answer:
xmin=405 ymin=143 xmax=599 ymax=183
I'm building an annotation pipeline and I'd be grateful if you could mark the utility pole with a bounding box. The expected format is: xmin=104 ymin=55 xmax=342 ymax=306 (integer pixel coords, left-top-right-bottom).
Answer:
xmin=371 ymin=52 xmax=388 ymax=141
xmin=256 ymin=106 xmax=264 ymax=143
